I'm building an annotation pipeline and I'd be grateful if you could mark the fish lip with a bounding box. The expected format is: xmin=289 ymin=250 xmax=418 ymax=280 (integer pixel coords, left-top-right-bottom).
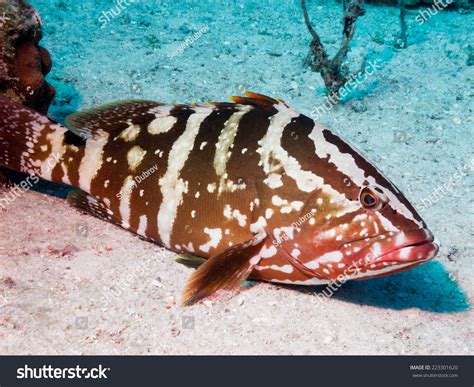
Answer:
xmin=372 ymin=239 xmax=439 ymax=265
xmin=342 ymin=228 xmax=438 ymax=266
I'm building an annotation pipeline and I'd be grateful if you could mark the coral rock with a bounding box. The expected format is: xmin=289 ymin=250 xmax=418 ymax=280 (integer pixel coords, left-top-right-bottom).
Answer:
xmin=0 ymin=0 xmax=55 ymax=114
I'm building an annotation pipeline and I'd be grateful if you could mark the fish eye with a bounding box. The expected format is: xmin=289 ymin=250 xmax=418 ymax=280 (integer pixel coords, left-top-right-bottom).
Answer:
xmin=363 ymin=193 xmax=376 ymax=206
xmin=360 ymin=186 xmax=386 ymax=211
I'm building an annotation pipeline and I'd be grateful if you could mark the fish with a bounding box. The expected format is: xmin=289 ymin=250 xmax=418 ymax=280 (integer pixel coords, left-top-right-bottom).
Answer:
xmin=0 ymin=92 xmax=439 ymax=305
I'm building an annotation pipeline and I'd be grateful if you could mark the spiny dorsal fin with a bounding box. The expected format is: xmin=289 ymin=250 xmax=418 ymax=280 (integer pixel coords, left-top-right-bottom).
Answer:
xmin=65 ymin=100 xmax=161 ymax=140
xmin=182 ymin=233 xmax=267 ymax=306
xmin=229 ymin=91 xmax=287 ymax=111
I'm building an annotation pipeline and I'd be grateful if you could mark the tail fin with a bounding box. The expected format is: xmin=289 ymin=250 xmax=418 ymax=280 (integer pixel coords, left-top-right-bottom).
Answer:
xmin=0 ymin=95 xmax=69 ymax=181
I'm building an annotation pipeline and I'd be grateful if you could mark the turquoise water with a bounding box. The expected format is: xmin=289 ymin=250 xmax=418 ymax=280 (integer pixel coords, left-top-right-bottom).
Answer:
xmin=28 ymin=0 xmax=472 ymax=312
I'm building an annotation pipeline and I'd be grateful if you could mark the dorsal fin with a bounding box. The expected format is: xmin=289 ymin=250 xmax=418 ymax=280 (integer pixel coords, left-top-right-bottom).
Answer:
xmin=65 ymin=100 xmax=161 ymax=140
xmin=229 ymin=91 xmax=287 ymax=111
xmin=64 ymin=92 xmax=288 ymax=141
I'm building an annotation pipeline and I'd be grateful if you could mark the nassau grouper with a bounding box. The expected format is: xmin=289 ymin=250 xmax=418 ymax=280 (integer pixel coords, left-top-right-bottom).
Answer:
xmin=0 ymin=92 xmax=438 ymax=304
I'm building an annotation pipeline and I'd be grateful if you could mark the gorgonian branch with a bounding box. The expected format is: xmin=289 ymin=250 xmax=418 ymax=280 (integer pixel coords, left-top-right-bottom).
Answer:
xmin=302 ymin=0 xmax=366 ymax=102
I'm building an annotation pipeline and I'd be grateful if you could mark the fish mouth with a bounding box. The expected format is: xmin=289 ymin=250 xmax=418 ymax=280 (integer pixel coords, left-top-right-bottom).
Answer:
xmin=341 ymin=228 xmax=439 ymax=271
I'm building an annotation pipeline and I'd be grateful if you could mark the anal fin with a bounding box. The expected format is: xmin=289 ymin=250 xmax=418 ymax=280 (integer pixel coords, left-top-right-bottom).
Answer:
xmin=182 ymin=233 xmax=266 ymax=305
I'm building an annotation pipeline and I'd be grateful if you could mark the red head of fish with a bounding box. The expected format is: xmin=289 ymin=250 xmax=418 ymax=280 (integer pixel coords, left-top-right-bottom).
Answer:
xmin=253 ymin=106 xmax=438 ymax=285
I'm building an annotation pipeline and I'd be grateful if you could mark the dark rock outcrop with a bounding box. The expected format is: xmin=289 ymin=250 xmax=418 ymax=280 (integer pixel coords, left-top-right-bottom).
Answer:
xmin=0 ymin=0 xmax=55 ymax=114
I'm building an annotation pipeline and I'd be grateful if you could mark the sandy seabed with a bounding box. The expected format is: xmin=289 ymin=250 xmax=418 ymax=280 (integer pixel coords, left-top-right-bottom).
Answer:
xmin=0 ymin=0 xmax=472 ymax=355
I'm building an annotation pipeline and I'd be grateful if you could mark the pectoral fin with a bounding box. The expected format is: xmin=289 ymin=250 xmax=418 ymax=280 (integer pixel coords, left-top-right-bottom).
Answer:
xmin=182 ymin=233 xmax=266 ymax=305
